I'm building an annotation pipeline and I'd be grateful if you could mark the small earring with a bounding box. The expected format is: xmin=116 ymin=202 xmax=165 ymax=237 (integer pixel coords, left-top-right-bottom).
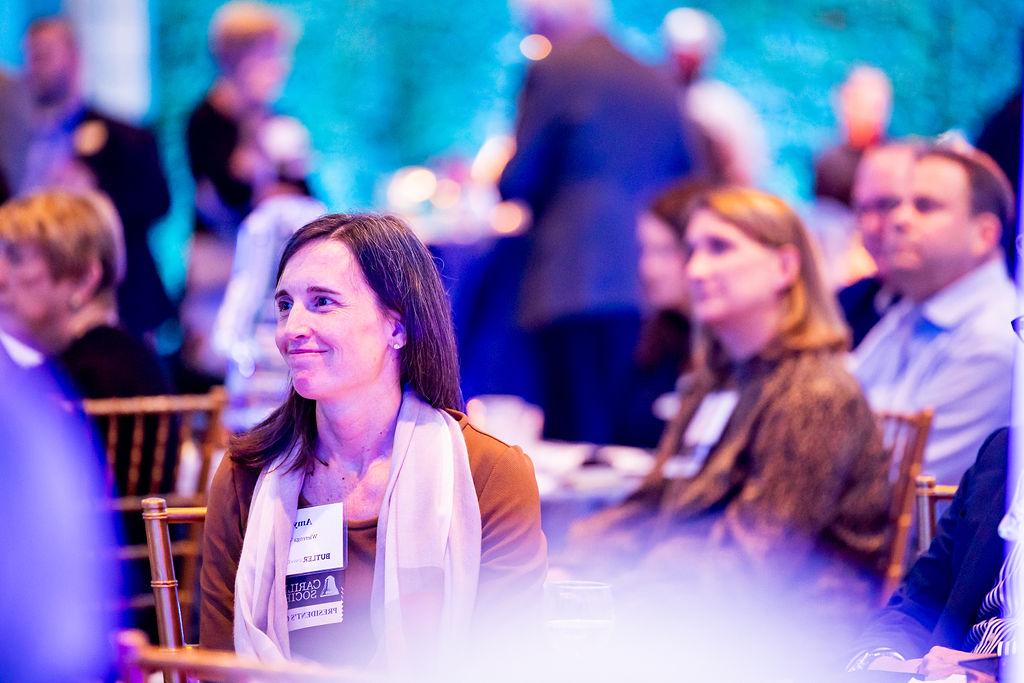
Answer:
xmin=392 ymin=343 xmax=402 ymax=350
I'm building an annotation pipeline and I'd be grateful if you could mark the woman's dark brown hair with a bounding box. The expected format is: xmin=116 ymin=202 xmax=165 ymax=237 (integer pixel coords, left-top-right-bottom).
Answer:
xmin=230 ymin=213 xmax=463 ymax=471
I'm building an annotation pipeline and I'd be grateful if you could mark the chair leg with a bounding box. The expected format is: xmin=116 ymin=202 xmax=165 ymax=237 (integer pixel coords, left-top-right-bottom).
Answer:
xmin=142 ymin=498 xmax=187 ymax=683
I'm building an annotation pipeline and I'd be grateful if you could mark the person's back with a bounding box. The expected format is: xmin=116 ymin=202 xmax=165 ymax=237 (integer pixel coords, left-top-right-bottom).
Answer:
xmin=499 ymin=14 xmax=690 ymax=443
xmin=500 ymin=32 xmax=690 ymax=327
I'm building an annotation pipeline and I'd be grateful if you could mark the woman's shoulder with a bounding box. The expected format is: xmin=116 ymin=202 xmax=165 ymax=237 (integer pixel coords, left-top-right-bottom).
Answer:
xmin=446 ymin=410 xmax=539 ymax=501
xmin=780 ymin=348 xmax=865 ymax=401
xmin=210 ymin=453 xmax=263 ymax=507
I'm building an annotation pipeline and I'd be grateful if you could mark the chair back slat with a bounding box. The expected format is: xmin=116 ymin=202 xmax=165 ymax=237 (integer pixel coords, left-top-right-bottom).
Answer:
xmin=150 ymin=413 xmax=172 ymax=492
xmin=875 ymin=408 xmax=934 ymax=604
xmin=179 ymin=414 xmax=196 ymax=491
xmin=128 ymin=413 xmax=146 ymax=495
xmin=105 ymin=414 xmax=119 ymax=483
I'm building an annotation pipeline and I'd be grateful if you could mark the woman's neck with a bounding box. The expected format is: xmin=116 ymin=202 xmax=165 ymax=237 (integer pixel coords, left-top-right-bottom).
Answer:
xmin=314 ymin=382 xmax=403 ymax=476
xmin=210 ymin=79 xmax=260 ymax=121
xmin=710 ymin=304 xmax=783 ymax=363
xmin=50 ymin=299 xmax=118 ymax=355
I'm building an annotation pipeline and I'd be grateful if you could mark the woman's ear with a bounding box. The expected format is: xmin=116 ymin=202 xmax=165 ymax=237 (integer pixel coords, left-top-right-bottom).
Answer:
xmin=69 ymin=259 xmax=104 ymax=310
xmin=776 ymin=244 xmax=800 ymax=290
xmin=389 ymin=316 xmax=407 ymax=350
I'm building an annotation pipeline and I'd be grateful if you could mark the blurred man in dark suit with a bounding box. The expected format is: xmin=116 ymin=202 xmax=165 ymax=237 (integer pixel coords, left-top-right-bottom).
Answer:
xmin=500 ymin=0 xmax=691 ymax=443
xmin=14 ymin=17 xmax=175 ymax=339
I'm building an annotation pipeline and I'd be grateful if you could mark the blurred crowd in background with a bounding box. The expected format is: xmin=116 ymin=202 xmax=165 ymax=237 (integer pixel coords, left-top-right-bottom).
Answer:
xmin=1 ymin=0 xmax=1024 ymax=680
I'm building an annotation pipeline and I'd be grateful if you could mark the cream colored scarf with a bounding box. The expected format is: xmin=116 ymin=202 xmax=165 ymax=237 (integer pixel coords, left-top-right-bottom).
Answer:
xmin=233 ymin=391 xmax=482 ymax=667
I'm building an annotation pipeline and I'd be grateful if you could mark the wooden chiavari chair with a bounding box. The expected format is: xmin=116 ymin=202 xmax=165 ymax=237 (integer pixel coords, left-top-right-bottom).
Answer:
xmin=876 ymin=408 xmax=934 ymax=603
xmin=915 ymin=474 xmax=959 ymax=554
xmin=80 ymin=387 xmax=226 ymax=634
xmin=115 ymin=629 xmax=372 ymax=683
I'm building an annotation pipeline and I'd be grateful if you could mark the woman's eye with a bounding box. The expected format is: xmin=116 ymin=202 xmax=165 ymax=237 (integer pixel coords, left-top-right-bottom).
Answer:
xmin=707 ymin=237 xmax=732 ymax=255
xmin=276 ymin=299 xmax=292 ymax=313
xmin=313 ymin=295 xmax=334 ymax=308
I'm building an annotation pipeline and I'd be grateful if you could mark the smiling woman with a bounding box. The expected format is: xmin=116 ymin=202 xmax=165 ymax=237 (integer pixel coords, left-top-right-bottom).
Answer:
xmin=199 ymin=213 xmax=547 ymax=672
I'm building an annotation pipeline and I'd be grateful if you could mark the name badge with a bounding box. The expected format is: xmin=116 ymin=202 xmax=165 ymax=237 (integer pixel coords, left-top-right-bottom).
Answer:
xmin=663 ymin=390 xmax=739 ymax=479
xmin=285 ymin=502 xmax=346 ymax=631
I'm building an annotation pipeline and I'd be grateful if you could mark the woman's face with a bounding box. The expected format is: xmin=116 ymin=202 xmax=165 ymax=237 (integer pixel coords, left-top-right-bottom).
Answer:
xmin=684 ymin=209 xmax=795 ymax=332
xmin=0 ymin=242 xmax=76 ymax=352
xmin=274 ymin=239 xmax=405 ymax=405
xmin=637 ymin=212 xmax=689 ymax=313
xmin=231 ymin=42 xmax=290 ymax=109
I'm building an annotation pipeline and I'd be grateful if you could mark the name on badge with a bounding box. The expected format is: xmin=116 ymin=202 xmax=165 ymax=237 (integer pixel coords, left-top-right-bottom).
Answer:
xmin=286 ymin=501 xmax=346 ymax=631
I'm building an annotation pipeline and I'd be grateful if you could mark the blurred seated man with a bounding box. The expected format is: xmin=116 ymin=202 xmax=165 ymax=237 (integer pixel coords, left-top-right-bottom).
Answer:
xmin=20 ymin=17 xmax=174 ymax=339
xmin=847 ymin=427 xmax=1017 ymax=679
xmin=837 ymin=141 xmax=919 ymax=348
xmin=852 ymin=144 xmax=1016 ymax=486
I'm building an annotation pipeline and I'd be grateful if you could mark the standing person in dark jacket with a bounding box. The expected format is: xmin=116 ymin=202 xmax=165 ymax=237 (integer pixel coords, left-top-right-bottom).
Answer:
xmin=18 ymin=17 xmax=174 ymax=339
xmin=500 ymin=0 xmax=691 ymax=443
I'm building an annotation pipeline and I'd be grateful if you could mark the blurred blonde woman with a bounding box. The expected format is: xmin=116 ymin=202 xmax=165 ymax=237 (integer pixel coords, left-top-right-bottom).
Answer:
xmin=0 ymin=189 xmax=169 ymax=400
xmin=565 ymin=187 xmax=889 ymax=633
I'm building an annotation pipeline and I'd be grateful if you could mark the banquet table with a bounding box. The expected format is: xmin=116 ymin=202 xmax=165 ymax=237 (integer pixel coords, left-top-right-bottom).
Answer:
xmin=530 ymin=442 xmax=656 ymax=552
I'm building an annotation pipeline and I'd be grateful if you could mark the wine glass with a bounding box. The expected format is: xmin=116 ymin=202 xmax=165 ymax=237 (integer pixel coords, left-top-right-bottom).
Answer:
xmin=543 ymin=580 xmax=614 ymax=657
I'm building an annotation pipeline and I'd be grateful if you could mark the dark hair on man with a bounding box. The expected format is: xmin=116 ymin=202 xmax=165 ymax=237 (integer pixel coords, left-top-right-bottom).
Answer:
xmin=230 ymin=213 xmax=463 ymax=472
xmin=918 ymin=146 xmax=1016 ymax=240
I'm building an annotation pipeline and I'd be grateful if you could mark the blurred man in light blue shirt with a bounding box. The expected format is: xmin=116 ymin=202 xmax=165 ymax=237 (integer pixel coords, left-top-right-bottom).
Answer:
xmin=852 ymin=144 xmax=1016 ymax=485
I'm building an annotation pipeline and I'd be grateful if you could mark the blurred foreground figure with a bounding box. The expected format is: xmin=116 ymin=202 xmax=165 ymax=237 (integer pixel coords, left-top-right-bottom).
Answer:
xmin=200 ymin=215 xmax=546 ymax=673
xmin=562 ymin=188 xmax=889 ymax=654
xmin=848 ymin=428 xmax=1017 ymax=678
xmin=0 ymin=353 xmax=115 ymax=681
xmin=15 ymin=17 xmax=174 ymax=339
xmin=500 ymin=0 xmax=691 ymax=443
xmin=852 ymin=145 xmax=1016 ymax=485
xmin=661 ymin=7 xmax=768 ymax=186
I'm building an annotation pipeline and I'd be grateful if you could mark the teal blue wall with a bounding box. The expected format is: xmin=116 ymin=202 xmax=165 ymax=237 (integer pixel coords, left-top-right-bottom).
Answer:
xmin=2 ymin=1 xmax=1022 ymax=295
